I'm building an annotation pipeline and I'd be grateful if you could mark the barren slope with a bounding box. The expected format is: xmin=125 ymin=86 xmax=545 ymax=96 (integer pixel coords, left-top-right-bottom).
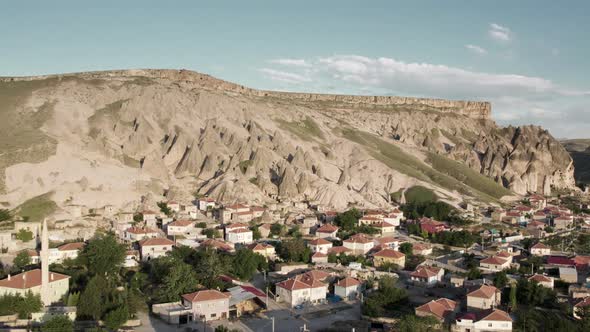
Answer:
xmin=0 ymin=69 xmax=576 ymax=218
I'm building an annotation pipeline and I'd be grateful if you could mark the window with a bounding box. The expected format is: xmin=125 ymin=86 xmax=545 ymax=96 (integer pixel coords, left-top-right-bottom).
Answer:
xmin=488 ymin=323 xmax=492 ymax=327
xmin=211 ymin=313 xmax=216 ymax=318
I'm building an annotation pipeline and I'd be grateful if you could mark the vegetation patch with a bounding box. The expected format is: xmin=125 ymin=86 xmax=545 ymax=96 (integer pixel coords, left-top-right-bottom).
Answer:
xmin=13 ymin=192 xmax=57 ymax=222
xmin=426 ymin=152 xmax=512 ymax=200
xmin=276 ymin=116 xmax=324 ymax=141
xmin=404 ymin=186 xmax=438 ymax=204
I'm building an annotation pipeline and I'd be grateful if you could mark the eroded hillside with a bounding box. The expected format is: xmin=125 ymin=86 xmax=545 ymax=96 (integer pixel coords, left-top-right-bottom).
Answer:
xmin=0 ymin=69 xmax=576 ymax=216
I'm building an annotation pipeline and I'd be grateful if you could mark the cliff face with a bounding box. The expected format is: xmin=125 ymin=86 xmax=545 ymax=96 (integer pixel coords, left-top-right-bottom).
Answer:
xmin=0 ymin=69 xmax=575 ymax=215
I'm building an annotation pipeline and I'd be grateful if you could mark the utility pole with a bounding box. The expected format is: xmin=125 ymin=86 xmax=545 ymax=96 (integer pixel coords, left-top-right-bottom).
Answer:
xmin=271 ymin=316 xmax=275 ymax=332
xmin=266 ymin=286 xmax=269 ymax=309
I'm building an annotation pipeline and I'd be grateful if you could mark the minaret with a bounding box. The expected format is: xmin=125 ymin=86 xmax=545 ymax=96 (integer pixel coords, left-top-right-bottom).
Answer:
xmin=400 ymin=189 xmax=407 ymax=205
xmin=40 ymin=218 xmax=49 ymax=306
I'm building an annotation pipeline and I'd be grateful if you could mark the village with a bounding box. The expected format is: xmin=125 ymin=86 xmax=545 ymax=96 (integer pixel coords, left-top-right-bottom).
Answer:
xmin=1 ymin=186 xmax=590 ymax=332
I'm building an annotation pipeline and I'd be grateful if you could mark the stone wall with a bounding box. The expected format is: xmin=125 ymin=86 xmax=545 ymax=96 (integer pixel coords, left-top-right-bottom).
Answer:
xmin=0 ymin=69 xmax=492 ymax=119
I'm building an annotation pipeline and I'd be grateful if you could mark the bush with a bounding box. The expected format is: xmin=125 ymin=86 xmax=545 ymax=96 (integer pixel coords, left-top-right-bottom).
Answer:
xmin=0 ymin=292 xmax=43 ymax=318
xmin=41 ymin=315 xmax=74 ymax=332
xmin=15 ymin=229 xmax=33 ymax=242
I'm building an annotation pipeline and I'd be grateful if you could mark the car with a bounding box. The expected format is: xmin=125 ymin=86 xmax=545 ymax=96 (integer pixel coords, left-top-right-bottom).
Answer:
xmin=294 ymin=304 xmax=304 ymax=310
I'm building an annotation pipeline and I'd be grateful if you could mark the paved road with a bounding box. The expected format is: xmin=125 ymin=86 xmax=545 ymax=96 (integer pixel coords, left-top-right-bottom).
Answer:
xmin=135 ymin=312 xmax=253 ymax=332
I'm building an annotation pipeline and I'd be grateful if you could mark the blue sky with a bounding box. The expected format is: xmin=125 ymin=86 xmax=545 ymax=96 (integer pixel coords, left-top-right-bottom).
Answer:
xmin=2 ymin=1 xmax=589 ymax=138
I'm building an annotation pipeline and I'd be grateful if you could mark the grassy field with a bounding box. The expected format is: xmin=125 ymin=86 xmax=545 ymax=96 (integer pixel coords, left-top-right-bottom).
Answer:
xmin=13 ymin=192 xmax=57 ymax=222
xmin=276 ymin=116 xmax=324 ymax=142
xmin=426 ymin=152 xmax=512 ymax=199
xmin=340 ymin=128 xmax=509 ymax=202
xmin=405 ymin=186 xmax=438 ymax=204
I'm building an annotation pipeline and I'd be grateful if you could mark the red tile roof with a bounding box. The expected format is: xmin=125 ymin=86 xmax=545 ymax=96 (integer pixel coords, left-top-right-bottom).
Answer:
xmin=531 ymin=242 xmax=549 ymax=249
xmin=0 ymin=269 xmax=69 ymax=289
xmin=478 ymin=309 xmax=512 ymax=322
xmin=411 ymin=266 xmax=442 ymax=279
xmin=336 ymin=277 xmax=361 ymax=288
xmin=126 ymin=227 xmax=158 ymax=234
xmin=57 ymin=242 xmax=85 ymax=251
xmin=467 ymin=285 xmax=499 ymax=299
xmin=328 ymin=246 xmax=352 ymax=254
xmin=529 ymin=274 xmax=552 ymax=283
xmin=316 ymin=224 xmax=339 ymax=233
xmin=168 ymin=220 xmax=194 ymax=227
xmin=374 ymin=248 xmax=405 ymax=259
xmin=415 ymin=298 xmax=457 ymax=320
xmin=139 ymin=238 xmax=174 ymax=247
xmin=308 ymin=238 xmax=332 ymax=246
xmin=182 ymin=289 xmax=229 ymax=302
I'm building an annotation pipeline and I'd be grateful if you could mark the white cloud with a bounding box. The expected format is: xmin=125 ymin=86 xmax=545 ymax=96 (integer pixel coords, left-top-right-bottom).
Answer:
xmin=488 ymin=23 xmax=512 ymax=42
xmin=269 ymin=58 xmax=311 ymax=67
xmin=465 ymin=44 xmax=487 ymax=55
xmin=259 ymin=68 xmax=311 ymax=84
xmin=262 ymin=55 xmax=590 ymax=137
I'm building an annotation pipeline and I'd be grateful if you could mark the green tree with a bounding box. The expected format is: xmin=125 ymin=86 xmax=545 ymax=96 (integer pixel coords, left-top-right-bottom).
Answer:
xmin=0 ymin=209 xmax=11 ymax=222
xmin=157 ymin=201 xmax=172 ymax=217
xmin=78 ymin=275 xmax=108 ymax=320
xmin=157 ymin=260 xmax=198 ymax=302
xmin=334 ymin=209 xmax=361 ymax=231
xmin=399 ymin=242 xmax=413 ymax=256
xmin=66 ymin=291 xmax=80 ymax=307
xmin=133 ymin=213 xmax=143 ymax=222
xmin=397 ymin=315 xmax=439 ymax=332
xmin=41 ymin=315 xmax=74 ymax=332
xmin=81 ymin=233 xmax=125 ymax=277
xmin=13 ymin=251 xmax=31 ymax=270
xmin=196 ymin=249 xmax=230 ymax=289
xmin=0 ymin=292 xmax=42 ymax=319
xmin=15 ymin=229 xmax=33 ymax=242
xmin=509 ymin=284 xmax=517 ymax=311
xmin=493 ymin=271 xmax=508 ymax=289
xmin=362 ymin=276 xmax=407 ymax=317
xmin=251 ymin=226 xmax=262 ymax=240
xmin=104 ymin=306 xmax=129 ymax=331
xmin=270 ymin=223 xmax=286 ymax=237
xmin=232 ymin=248 xmax=265 ymax=281
xmin=278 ymin=238 xmax=311 ymax=263
xmin=467 ymin=267 xmax=481 ymax=280
xmin=203 ymin=228 xmax=221 ymax=239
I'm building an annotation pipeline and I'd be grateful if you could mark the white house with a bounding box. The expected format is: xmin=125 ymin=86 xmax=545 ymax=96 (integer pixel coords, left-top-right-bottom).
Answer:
xmin=124 ymin=227 xmax=159 ymax=242
xmin=124 ymin=250 xmax=140 ymax=268
xmin=276 ymin=270 xmax=329 ymax=307
xmin=467 ymin=285 xmax=501 ymax=310
xmin=307 ymin=238 xmax=332 ymax=254
xmin=0 ymin=269 xmax=70 ymax=306
xmin=530 ymin=242 xmax=551 ymax=256
xmin=334 ymin=277 xmax=362 ymax=300
xmin=181 ymin=289 xmax=230 ymax=321
xmin=453 ymin=309 xmax=513 ymax=332
xmin=247 ymin=243 xmax=276 ymax=260
xmin=410 ymin=266 xmax=444 ymax=286
xmin=225 ymin=225 xmax=253 ymax=245
xmin=315 ymin=224 xmax=339 ymax=238
xmin=343 ymin=234 xmax=374 ymax=255
xmin=166 ymin=220 xmax=195 ymax=236
xmin=197 ymin=197 xmax=217 ymax=211
xmin=56 ymin=242 xmax=85 ymax=262
xmin=139 ymin=238 xmax=175 ymax=261
xmin=373 ymin=221 xmax=396 ymax=236
xmin=528 ymin=274 xmax=554 ymax=289
xmin=479 ymin=256 xmax=511 ymax=272
xmin=167 ymin=201 xmax=181 ymax=213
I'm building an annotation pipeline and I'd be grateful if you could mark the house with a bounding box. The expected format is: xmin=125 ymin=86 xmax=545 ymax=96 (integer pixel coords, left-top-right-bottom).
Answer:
xmin=573 ymin=297 xmax=590 ymax=319
xmin=374 ymin=236 xmax=402 ymax=251
xmin=419 ymin=218 xmax=447 ymax=234
xmin=167 ymin=201 xmax=181 ymax=213
xmin=410 ymin=266 xmax=444 ymax=286
xmin=200 ymin=239 xmax=235 ymax=252
xmin=0 ymin=269 xmax=69 ymax=306
xmin=383 ymin=210 xmax=402 ymax=227
xmin=559 ymin=267 xmax=578 ymax=283
xmin=124 ymin=250 xmax=140 ymax=268
xmin=528 ymin=274 xmax=554 ymax=289
xmin=466 ymin=285 xmax=501 ymax=310
xmin=343 ymin=234 xmax=374 ymax=255
xmin=554 ymin=214 xmax=574 ymax=230
xmin=23 ymin=249 xmax=40 ymax=264
xmin=276 ymin=270 xmax=329 ymax=307
xmin=311 ymin=252 xmax=328 ymax=264
xmin=307 ymin=238 xmax=332 ymax=254
xmin=547 ymin=256 xmax=575 ymax=267
xmin=139 ymin=238 xmax=175 ymax=261
xmin=491 ymin=209 xmax=507 ymax=222
xmin=453 ymin=309 xmax=513 ymax=332
xmin=574 ymin=255 xmax=590 ymax=270
xmin=222 ymin=204 xmax=251 ymax=223
xmin=247 ymin=243 xmax=276 ymax=260
xmin=197 ymin=197 xmax=217 ymax=211
xmin=315 ymin=224 xmax=339 ymax=238
xmin=225 ymin=228 xmax=253 ymax=245
xmin=530 ymin=242 xmax=551 ymax=256
xmin=479 ymin=256 xmax=511 ymax=272
xmin=328 ymin=246 xmax=352 ymax=255
xmin=358 ymin=216 xmax=381 ymax=226
xmin=528 ymin=194 xmax=547 ymax=210
xmin=56 ymin=242 xmax=84 ymax=262
xmin=373 ymin=221 xmax=396 ymax=236
xmin=166 ymin=219 xmax=195 ymax=236
xmin=142 ymin=210 xmax=158 ymax=225
xmin=124 ymin=227 xmax=159 ymax=242
xmin=415 ymin=298 xmax=458 ymax=322
xmin=412 ymin=242 xmax=433 ymax=256
xmin=182 ymin=289 xmax=230 ymax=321
xmin=373 ymin=248 xmax=405 ymax=268
xmin=334 ymin=277 xmax=362 ymax=300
